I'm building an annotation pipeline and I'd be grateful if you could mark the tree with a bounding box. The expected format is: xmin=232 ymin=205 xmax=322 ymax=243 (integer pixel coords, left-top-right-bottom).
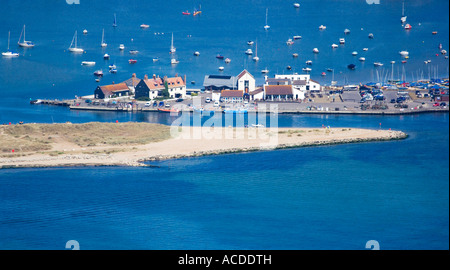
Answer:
xmin=162 ymin=81 xmax=170 ymax=98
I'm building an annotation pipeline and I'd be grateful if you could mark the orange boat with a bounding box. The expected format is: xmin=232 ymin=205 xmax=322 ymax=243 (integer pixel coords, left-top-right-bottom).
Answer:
xmin=158 ymin=108 xmax=180 ymax=113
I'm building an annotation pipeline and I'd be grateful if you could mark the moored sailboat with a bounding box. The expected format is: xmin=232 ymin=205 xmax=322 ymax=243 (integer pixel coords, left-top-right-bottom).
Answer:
xmin=18 ymin=25 xmax=35 ymax=48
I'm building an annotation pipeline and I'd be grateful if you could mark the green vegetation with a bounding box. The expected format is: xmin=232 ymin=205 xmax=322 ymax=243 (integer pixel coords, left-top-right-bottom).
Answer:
xmin=0 ymin=122 xmax=171 ymax=155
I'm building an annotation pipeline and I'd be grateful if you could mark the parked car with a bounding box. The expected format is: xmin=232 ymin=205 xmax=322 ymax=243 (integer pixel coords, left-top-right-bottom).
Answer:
xmin=214 ymin=101 xmax=220 ymax=107
xmin=390 ymin=99 xmax=396 ymax=103
xmin=145 ymin=102 xmax=151 ymax=107
xmin=176 ymin=98 xmax=184 ymax=102
xmin=433 ymin=102 xmax=440 ymax=107
xmin=205 ymin=97 xmax=211 ymax=103
xmin=440 ymin=102 xmax=447 ymax=107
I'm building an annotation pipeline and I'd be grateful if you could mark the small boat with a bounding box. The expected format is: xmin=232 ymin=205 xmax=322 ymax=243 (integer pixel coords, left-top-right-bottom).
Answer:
xmin=441 ymin=50 xmax=448 ymax=55
xmin=128 ymin=59 xmax=137 ymax=64
xmin=100 ymin=29 xmax=107 ymax=47
xmin=261 ymin=68 xmax=269 ymax=74
xmin=216 ymin=54 xmax=224 ymax=59
xmin=182 ymin=11 xmax=191 ymax=15
xmin=264 ymin=8 xmax=270 ymax=30
xmin=247 ymin=40 xmax=254 ymax=45
xmin=224 ymin=58 xmax=231 ymax=63
xmin=286 ymin=66 xmax=292 ymax=70
xmin=193 ymin=6 xmax=202 ymax=16
xmin=404 ymin=24 xmax=412 ymax=30
xmin=109 ymin=64 xmax=116 ymax=69
xmin=119 ymin=44 xmax=125 ymax=50
xmin=253 ymin=41 xmax=259 ymax=61
xmin=344 ymin=29 xmax=351 ymax=35
xmin=218 ymin=66 xmax=224 ymax=71
xmin=401 ymin=1 xmax=407 ymax=24
xmin=390 ymin=61 xmax=396 ymax=64
xmin=339 ymin=38 xmax=345 ymax=44
xmin=140 ymin=24 xmax=150 ymax=29
xmin=129 ymin=50 xmax=139 ymax=54
xmin=286 ymin=39 xmax=294 ymax=45
xmin=81 ymin=61 xmax=96 ymax=66
xmin=292 ymin=53 xmax=299 ymax=58
xmin=2 ymin=31 xmax=19 ymax=57
xmin=331 ymin=44 xmax=338 ymax=48
xmin=313 ymin=48 xmax=319 ymax=53
xmin=363 ymin=48 xmax=369 ymax=51
xmin=399 ymin=51 xmax=409 ymax=57
xmin=293 ymin=35 xmax=302 ymax=40
xmin=191 ymin=81 xmax=196 ymax=84
xmin=158 ymin=108 xmax=180 ymax=113
xmin=319 ymin=25 xmax=326 ymax=30
xmin=326 ymin=68 xmax=333 ymax=72
xmin=95 ymin=78 xmax=100 ymax=82
xmin=83 ymin=29 xmax=88 ymax=35
xmin=171 ymin=58 xmax=179 ymax=65
xmin=170 ymin=32 xmax=176 ymax=53
xmin=359 ymin=57 xmax=366 ymax=62
xmin=109 ymin=69 xmax=117 ymax=74
xmin=293 ymin=3 xmax=300 ymax=8
xmin=432 ymin=31 xmax=438 ymax=35
xmin=321 ymin=72 xmax=326 ymax=76
xmin=245 ymin=49 xmax=253 ymax=55
xmin=368 ymin=33 xmax=374 ymax=39
xmin=306 ymin=60 xmax=312 ymax=65
xmin=224 ymin=109 xmax=248 ymax=114
xmin=113 ymin=13 xmax=117 ymax=28
xmin=68 ymin=31 xmax=84 ymax=53
xmin=103 ymin=53 xmax=110 ymax=60
xmin=439 ymin=43 xmax=443 ymax=50
xmin=347 ymin=64 xmax=356 ymax=70
xmin=94 ymin=70 xmax=103 ymax=76
xmin=153 ymin=57 xmax=159 ymax=62
xmin=374 ymin=62 xmax=383 ymax=67
xmin=302 ymin=67 xmax=312 ymax=72
xmin=402 ymin=60 xmax=407 ymax=64
xmin=352 ymin=51 xmax=358 ymax=56
xmin=194 ymin=51 xmax=200 ymax=56
xmin=18 ymin=25 xmax=35 ymax=48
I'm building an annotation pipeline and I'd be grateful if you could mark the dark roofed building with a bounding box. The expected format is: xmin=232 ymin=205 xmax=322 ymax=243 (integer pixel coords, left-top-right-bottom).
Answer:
xmin=94 ymin=83 xmax=130 ymax=99
xmin=203 ymin=75 xmax=237 ymax=91
xmin=264 ymin=85 xmax=293 ymax=100
xmin=267 ymin=78 xmax=292 ymax=86
xmin=221 ymin=90 xmax=244 ymax=102
xmin=121 ymin=73 xmax=141 ymax=93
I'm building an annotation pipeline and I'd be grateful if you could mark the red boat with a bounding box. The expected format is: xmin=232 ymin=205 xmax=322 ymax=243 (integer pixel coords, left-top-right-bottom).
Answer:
xmin=129 ymin=59 xmax=137 ymax=64
xmin=158 ymin=108 xmax=180 ymax=113
xmin=402 ymin=60 xmax=407 ymax=64
xmin=182 ymin=11 xmax=191 ymax=15
xmin=321 ymin=72 xmax=326 ymax=76
xmin=404 ymin=24 xmax=412 ymax=30
xmin=216 ymin=54 xmax=224 ymax=59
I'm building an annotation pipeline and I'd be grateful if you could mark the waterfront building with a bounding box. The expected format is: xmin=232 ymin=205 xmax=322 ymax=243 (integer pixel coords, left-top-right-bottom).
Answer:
xmin=220 ymin=90 xmax=244 ymax=102
xmin=134 ymin=74 xmax=186 ymax=100
xmin=94 ymin=83 xmax=130 ymax=99
xmin=203 ymin=70 xmax=255 ymax=101
xmin=121 ymin=73 xmax=141 ymax=94
xmin=264 ymin=74 xmax=322 ymax=100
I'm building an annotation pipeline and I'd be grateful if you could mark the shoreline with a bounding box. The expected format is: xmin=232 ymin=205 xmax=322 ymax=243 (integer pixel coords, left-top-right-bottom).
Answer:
xmin=0 ymin=124 xmax=408 ymax=169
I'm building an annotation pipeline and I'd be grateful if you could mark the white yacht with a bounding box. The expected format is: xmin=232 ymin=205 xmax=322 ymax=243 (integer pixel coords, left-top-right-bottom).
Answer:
xmin=245 ymin=48 xmax=253 ymax=55
xmin=359 ymin=57 xmax=366 ymax=62
xmin=81 ymin=61 xmax=96 ymax=66
xmin=313 ymin=48 xmax=319 ymax=53
xmin=18 ymin=25 xmax=35 ymax=48
xmin=101 ymin=29 xmax=107 ymax=47
xmin=68 ymin=31 xmax=84 ymax=53
xmin=331 ymin=44 xmax=338 ymax=48
xmin=119 ymin=44 xmax=125 ymax=50
xmin=339 ymin=38 xmax=345 ymax=44
xmin=2 ymin=31 xmax=19 ymax=57
xmin=264 ymin=8 xmax=270 ymax=30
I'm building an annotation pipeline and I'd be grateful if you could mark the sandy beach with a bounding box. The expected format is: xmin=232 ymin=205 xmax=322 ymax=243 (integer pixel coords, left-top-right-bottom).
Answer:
xmin=0 ymin=123 xmax=407 ymax=169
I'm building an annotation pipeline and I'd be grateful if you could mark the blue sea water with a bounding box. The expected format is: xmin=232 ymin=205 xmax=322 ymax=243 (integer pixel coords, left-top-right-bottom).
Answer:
xmin=0 ymin=0 xmax=449 ymax=250
xmin=0 ymin=113 xmax=448 ymax=250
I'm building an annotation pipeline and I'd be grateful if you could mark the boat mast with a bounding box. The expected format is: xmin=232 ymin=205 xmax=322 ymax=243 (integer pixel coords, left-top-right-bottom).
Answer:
xmin=7 ymin=31 xmax=10 ymax=50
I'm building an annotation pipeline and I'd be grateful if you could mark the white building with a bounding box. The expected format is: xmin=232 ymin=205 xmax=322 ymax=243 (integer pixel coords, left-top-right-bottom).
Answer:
xmin=265 ymin=74 xmax=322 ymax=100
xmin=237 ymin=69 xmax=256 ymax=94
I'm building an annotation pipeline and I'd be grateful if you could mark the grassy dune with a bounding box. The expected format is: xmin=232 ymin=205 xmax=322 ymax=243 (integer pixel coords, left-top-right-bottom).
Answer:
xmin=0 ymin=122 xmax=171 ymax=155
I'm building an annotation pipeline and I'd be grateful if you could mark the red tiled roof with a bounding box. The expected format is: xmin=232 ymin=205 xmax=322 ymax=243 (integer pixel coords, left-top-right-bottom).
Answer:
xmin=99 ymin=83 xmax=129 ymax=92
xmin=143 ymin=78 xmax=165 ymax=90
xmin=221 ymin=90 xmax=244 ymax=97
xmin=165 ymin=77 xmax=185 ymax=88
xmin=265 ymin=85 xmax=293 ymax=95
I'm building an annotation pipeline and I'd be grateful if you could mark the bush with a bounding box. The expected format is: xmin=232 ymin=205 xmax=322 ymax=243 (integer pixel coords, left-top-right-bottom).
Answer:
xmin=136 ymin=96 xmax=150 ymax=101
